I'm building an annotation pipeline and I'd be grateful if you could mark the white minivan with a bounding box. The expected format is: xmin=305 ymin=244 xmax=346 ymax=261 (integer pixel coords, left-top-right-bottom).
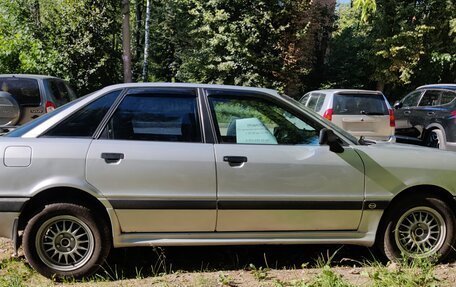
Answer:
xmin=300 ymin=89 xmax=395 ymax=141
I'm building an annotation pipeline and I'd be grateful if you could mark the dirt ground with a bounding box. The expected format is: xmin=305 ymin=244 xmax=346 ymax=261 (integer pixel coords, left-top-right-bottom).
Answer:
xmin=2 ymin=237 xmax=456 ymax=286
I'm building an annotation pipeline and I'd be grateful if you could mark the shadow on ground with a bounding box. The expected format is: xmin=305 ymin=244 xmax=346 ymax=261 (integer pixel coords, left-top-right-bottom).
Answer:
xmin=100 ymin=244 xmax=377 ymax=279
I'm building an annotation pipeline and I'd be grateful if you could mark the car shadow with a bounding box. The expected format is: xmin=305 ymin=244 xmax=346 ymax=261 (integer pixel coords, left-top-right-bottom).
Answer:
xmin=100 ymin=244 xmax=378 ymax=280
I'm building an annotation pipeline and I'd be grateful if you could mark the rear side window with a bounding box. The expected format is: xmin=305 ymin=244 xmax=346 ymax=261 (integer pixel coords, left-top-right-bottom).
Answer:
xmin=307 ymin=93 xmax=326 ymax=112
xmin=103 ymin=89 xmax=201 ymax=143
xmin=419 ymin=90 xmax=441 ymax=107
xmin=0 ymin=77 xmax=41 ymax=106
xmin=45 ymin=79 xmax=76 ymax=106
xmin=333 ymin=94 xmax=388 ymax=115
xmin=43 ymin=90 xmax=121 ymax=138
xmin=440 ymin=91 xmax=456 ymax=105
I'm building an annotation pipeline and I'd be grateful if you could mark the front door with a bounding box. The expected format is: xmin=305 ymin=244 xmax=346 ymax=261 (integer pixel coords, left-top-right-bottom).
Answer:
xmin=206 ymin=89 xmax=365 ymax=232
xmin=86 ymin=87 xmax=216 ymax=232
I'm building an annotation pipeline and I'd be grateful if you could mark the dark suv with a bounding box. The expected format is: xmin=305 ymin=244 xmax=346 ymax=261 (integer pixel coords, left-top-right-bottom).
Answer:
xmin=394 ymin=84 xmax=456 ymax=151
xmin=0 ymin=74 xmax=76 ymax=134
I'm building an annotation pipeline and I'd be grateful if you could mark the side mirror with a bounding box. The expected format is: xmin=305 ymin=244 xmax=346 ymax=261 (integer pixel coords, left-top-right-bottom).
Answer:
xmin=393 ymin=101 xmax=403 ymax=109
xmin=319 ymin=128 xmax=344 ymax=153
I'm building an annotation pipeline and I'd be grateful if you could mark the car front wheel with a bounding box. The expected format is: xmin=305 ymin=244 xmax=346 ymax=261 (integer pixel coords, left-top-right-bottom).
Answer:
xmin=23 ymin=203 xmax=111 ymax=279
xmin=378 ymin=195 xmax=456 ymax=262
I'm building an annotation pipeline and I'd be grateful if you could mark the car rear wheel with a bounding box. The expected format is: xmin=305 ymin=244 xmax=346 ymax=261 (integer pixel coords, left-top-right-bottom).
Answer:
xmin=425 ymin=129 xmax=445 ymax=149
xmin=23 ymin=203 xmax=111 ymax=280
xmin=378 ymin=195 xmax=456 ymax=262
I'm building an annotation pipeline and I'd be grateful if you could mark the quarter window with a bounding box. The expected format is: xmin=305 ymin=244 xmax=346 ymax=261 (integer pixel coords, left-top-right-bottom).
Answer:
xmin=440 ymin=91 xmax=456 ymax=105
xmin=103 ymin=89 xmax=201 ymax=142
xmin=43 ymin=90 xmax=121 ymax=137
xmin=208 ymin=94 xmax=320 ymax=145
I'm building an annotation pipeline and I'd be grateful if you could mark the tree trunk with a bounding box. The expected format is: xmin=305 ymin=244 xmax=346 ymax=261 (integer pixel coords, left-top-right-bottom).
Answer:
xmin=135 ymin=0 xmax=143 ymax=62
xmin=142 ymin=0 xmax=151 ymax=82
xmin=122 ymin=0 xmax=133 ymax=83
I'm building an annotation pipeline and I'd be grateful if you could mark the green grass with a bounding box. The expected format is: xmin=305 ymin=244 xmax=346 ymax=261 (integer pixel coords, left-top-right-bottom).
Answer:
xmin=367 ymin=256 xmax=440 ymax=287
xmin=0 ymin=250 xmax=447 ymax=287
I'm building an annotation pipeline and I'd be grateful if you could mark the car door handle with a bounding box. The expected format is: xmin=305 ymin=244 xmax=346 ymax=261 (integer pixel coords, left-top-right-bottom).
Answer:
xmin=101 ymin=153 xmax=124 ymax=163
xmin=223 ymin=156 xmax=248 ymax=167
xmin=404 ymin=110 xmax=411 ymax=115
xmin=427 ymin=112 xmax=435 ymax=116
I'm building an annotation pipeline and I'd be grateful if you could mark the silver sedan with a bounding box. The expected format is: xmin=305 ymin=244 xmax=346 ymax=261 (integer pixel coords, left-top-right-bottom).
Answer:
xmin=0 ymin=83 xmax=455 ymax=279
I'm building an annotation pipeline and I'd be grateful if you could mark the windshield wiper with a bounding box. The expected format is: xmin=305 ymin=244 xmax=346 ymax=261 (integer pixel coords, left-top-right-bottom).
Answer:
xmin=360 ymin=111 xmax=385 ymax=115
xmin=358 ymin=136 xmax=376 ymax=145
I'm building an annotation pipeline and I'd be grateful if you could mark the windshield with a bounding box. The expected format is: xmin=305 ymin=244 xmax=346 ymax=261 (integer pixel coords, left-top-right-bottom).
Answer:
xmin=281 ymin=94 xmax=359 ymax=144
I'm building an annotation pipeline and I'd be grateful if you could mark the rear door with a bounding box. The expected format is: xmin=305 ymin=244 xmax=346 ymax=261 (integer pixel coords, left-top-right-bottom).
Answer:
xmin=86 ymin=87 xmax=216 ymax=232
xmin=206 ymin=89 xmax=365 ymax=232
xmin=331 ymin=92 xmax=392 ymax=139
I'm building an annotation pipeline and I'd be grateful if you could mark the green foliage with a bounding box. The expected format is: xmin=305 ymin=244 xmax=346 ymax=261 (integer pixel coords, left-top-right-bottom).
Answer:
xmin=0 ymin=0 xmax=122 ymax=95
xmin=249 ymin=263 xmax=270 ymax=281
xmin=305 ymin=265 xmax=354 ymax=287
xmin=368 ymin=257 xmax=439 ymax=287
xmin=325 ymin=0 xmax=455 ymax=101
xmin=353 ymin=0 xmax=376 ymax=22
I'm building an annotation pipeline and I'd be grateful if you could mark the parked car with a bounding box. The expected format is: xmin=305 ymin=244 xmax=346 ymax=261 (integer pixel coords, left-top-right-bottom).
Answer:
xmin=0 ymin=74 xmax=76 ymax=134
xmin=300 ymin=89 xmax=395 ymax=141
xmin=394 ymin=84 xmax=456 ymax=151
xmin=1 ymin=83 xmax=456 ymax=279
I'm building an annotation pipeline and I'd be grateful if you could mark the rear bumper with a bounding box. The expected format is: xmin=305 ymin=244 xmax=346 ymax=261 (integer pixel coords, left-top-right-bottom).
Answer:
xmin=0 ymin=197 xmax=28 ymax=239
xmin=0 ymin=212 xmax=19 ymax=239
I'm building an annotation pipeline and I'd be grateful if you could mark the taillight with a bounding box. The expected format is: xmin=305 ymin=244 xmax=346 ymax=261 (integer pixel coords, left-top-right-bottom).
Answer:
xmin=323 ymin=108 xmax=333 ymax=121
xmin=389 ymin=109 xmax=395 ymax=127
xmin=45 ymin=101 xmax=56 ymax=113
xmin=451 ymin=110 xmax=456 ymax=118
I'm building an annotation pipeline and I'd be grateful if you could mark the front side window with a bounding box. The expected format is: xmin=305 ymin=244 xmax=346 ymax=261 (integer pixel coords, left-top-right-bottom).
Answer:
xmin=402 ymin=91 xmax=422 ymax=107
xmin=208 ymin=94 xmax=320 ymax=145
xmin=43 ymin=90 xmax=121 ymax=137
xmin=419 ymin=90 xmax=441 ymax=107
xmin=103 ymin=89 xmax=201 ymax=143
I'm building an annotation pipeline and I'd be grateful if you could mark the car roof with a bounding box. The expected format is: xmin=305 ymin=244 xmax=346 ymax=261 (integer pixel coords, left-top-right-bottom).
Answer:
xmin=416 ymin=84 xmax=456 ymax=91
xmin=304 ymin=89 xmax=383 ymax=95
xmin=104 ymin=82 xmax=278 ymax=94
xmin=0 ymin=74 xmax=59 ymax=80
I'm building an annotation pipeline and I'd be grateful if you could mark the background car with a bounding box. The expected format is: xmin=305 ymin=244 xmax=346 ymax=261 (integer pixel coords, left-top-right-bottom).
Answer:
xmin=300 ymin=89 xmax=395 ymax=141
xmin=1 ymin=83 xmax=456 ymax=279
xmin=0 ymin=74 xmax=76 ymax=134
xmin=394 ymin=84 xmax=456 ymax=151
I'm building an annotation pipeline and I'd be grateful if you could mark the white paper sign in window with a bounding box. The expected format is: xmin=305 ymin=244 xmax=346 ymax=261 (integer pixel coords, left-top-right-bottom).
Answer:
xmin=236 ymin=118 xmax=278 ymax=144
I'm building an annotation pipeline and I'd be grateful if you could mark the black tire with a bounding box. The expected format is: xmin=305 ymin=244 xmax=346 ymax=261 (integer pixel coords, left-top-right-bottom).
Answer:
xmin=23 ymin=203 xmax=111 ymax=280
xmin=0 ymin=91 xmax=21 ymax=127
xmin=425 ymin=129 xmax=445 ymax=150
xmin=377 ymin=195 xmax=456 ymax=262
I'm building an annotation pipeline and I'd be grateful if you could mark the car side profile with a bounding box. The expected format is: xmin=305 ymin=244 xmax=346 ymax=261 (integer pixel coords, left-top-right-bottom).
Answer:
xmin=394 ymin=84 xmax=456 ymax=151
xmin=0 ymin=74 xmax=76 ymax=135
xmin=0 ymin=83 xmax=455 ymax=279
xmin=300 ymin=89 xmax=395 ymax=141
